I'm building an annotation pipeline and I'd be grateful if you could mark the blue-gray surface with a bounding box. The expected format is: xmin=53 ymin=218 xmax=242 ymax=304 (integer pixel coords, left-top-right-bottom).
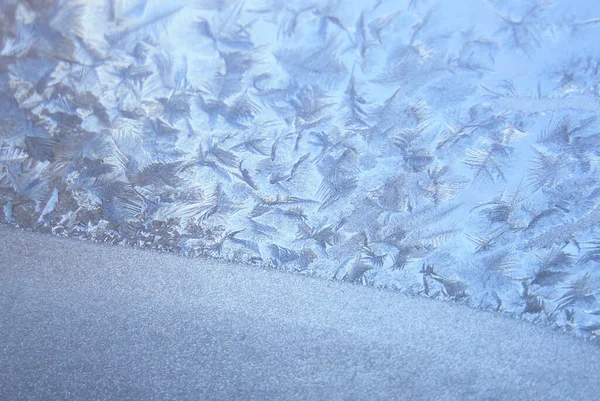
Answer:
xmin=1 ymin=0 xmax=600 ymax=341
xmin=1 ymin=225 xmax=600 ymax=401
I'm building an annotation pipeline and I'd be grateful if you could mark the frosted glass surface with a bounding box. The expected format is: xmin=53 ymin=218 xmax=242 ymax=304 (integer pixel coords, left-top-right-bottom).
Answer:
xmin=0 ymin=0 xmax=599 ymax=341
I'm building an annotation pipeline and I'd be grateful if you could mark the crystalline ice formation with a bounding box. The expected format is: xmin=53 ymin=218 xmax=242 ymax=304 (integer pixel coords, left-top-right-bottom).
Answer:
xmin=1 ymin=0 xmax=599 ymax=341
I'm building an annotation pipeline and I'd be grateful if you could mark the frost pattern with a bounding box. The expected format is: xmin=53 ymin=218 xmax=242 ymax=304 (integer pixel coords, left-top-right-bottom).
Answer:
xmin=1 ymin=0 xmax=599 ymax=342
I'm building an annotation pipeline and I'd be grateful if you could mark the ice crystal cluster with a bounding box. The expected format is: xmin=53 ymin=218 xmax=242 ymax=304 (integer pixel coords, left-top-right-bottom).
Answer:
xmin=1 ymin=0 xmax=600 ymax=340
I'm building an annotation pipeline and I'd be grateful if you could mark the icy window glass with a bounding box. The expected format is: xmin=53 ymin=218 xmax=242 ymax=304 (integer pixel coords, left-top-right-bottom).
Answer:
xmin=1 ymin=0 xmax=599 ymax=341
